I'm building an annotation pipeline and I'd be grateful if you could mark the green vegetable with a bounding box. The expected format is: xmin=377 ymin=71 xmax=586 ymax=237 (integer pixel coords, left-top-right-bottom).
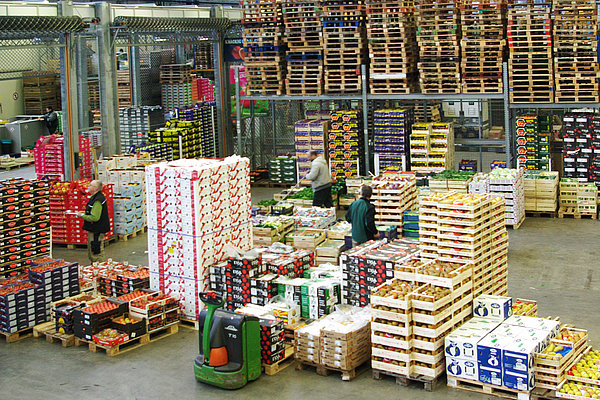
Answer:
xmin=258 ymin=199 xmax=278 ymax=206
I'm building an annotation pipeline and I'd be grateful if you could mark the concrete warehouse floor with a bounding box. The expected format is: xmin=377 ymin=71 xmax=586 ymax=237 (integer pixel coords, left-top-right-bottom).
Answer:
xmin=2 ymin=183 xmax=600 ymax=399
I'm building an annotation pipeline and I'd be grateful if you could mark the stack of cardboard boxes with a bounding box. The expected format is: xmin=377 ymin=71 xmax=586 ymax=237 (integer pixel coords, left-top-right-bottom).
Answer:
xmin=446 ymin=297 xmax=560 ymax=392
xmin=295 ymin=120 xmax=328 ymax=178
xmin=146 ymin=157 xmax=253 ymax=320
xmin=99 ymin=155 xmax=147 ymax=236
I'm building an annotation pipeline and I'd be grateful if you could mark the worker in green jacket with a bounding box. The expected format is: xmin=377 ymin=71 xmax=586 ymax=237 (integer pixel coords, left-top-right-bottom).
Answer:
xmin=345 ymin=185 xmax=379 ymax=246
xmin=77 ymin=180 xmax=110 ymax=263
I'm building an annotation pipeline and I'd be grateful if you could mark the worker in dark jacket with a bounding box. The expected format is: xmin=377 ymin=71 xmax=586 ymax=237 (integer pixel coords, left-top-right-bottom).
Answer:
xmin=345 ymin=185 xmax=379 ymax=246
xmin=39 ymin=106 xmax=59 ymax=134
xmin=78 ymin=180 xmax=110 ymax=263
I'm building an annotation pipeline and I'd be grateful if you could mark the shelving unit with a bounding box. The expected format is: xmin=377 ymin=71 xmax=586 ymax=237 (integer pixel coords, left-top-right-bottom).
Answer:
xmin=236 ymin=63 xmax=512 ymax=172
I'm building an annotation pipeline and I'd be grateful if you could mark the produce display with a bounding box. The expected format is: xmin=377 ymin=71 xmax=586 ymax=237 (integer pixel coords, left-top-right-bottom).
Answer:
xmin=119 ymin=106 xmax=164 ymax=154
xmin=146 ymin=157 xmax=253 ymax=320
xmin=524 ymin=171 xmax=559 ymax=213
xmin=0 ymin=179 xmax=50 ymax=275
xmin=93 ymin=328 xmax=129 ymax=347
xmin=269 ymin=156 xmax=297 ymax=184
xmin=209 ymin=248 xmax=314 ymax=311
xmin=430 ymin=170 xmax=475 ymax=194
xmin=295 ymin=307 xmax=371 ymax=370
xmin=49 ymin=179 xmax=114 ymax=245
xmin=341 ymin=238 xmax=420 ymax=306
xmin=329 ymin=110 xmax=363 ymax=179
xmin=515 ymin=115 xmax=552 ymax=171
xmin=562 ymin=113 xmax=600 ymax=186
xmin=293 ymin=207 xmax=336 ymax=229
xmin=295 ymin=119 xmax=328 ymax=178
xmin=149 ymin=103 xmax=218 ymax=159
xmin=0 ymin=257 xmax=79 ymax=333
xmin=370 ymin=172 xmax=418 ymax=230
xmin=410 ymin=122 xmax=455 ymax=173
xmin=374 ymin=109 xmax=414 ymax=173
xmin=372 ymin=262 xmax=472 ymax=381
xmin=252 ymin=215 xmax=295 ymax=246
xmin=97 ymin=264 xmax=149 ymax=297
xmin=560 ymin=179 xmax=598 ymax=216
xmin=466 ymin=169 xmax=525 ymax=226
xmin=419 ymin=192 xmax=508 ymax=298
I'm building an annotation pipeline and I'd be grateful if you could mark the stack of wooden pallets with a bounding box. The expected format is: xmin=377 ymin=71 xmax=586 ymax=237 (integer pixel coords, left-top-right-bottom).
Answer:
xmin=366 ymin=0 xmax=418 ymax=93
xmin=553 ymin=0 xmax=599 ymax=103
xmin=283 ymin=0 xmax=324 ymax=95
xmin=507 ymin=0 xmax=554 ymax=103
xmin=460 ymin=0 xmax=506 ymax=93
xmin=415 ymin=0 xmax=461 ymax=93
xmin=242 ymin=0 xmax=285 ymax=95
xmin=322 ymin=0 xmax=365 ymax=94
xmin=22 ymin=73 xmax=61 ymax=114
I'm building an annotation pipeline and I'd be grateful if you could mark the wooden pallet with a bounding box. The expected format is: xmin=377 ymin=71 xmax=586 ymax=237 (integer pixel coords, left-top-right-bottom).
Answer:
xmin=33 ymin=321 xmax=75 ymax=347
xmin=372 ymin=369 xmax=445 ymax=391
xmin=0 ymin=326 xmax=34 ymax=343
xmin=75 ymin=334 xmax=149 ymax=357
xmin=0 ymin=162 xmax=20 ymax=171
xmin=118 ymin=227 xmax=147 ymax=242
xmin=558 ymin=206 xmax=597 ymax=219
xmin=263 ymin=345 xmax=296 ymax=375
xmin=295 ymin=359 xmax=369 ymax=381
xmin=179 ymin=317 xmax=200 ymax=330
xmin=147 ymin=322 xmax=179 ymax=343
xmin=507 ymin=217 xmax=525 ymax=229
xmin=448 ymin=377 xmax=534 ymax=400
xmin=525 ymin=210 xmax=556 ymax=218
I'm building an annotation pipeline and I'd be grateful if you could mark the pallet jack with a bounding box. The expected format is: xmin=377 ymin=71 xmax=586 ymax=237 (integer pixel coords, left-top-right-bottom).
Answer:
xmin=194 ymin=292 xmax=261 ymax=389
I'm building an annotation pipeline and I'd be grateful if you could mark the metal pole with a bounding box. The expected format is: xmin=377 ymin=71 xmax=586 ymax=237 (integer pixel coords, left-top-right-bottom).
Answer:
xmin=235 ymin=67 xmax=242 ymax=155
xmin=95 ymin=1 xmax=121 ymax=157
xmin=130 ymin=33 xmax=142 ymax=106
xmin=361 ymin=64 xmax=370 ymax=174
xmin=76 ymin=34 xmax=90 ymax=130
xmin=503 ymin=61 xmax=511 ymax=168
xmin=271 ymin=100 xmax=276 ymax=159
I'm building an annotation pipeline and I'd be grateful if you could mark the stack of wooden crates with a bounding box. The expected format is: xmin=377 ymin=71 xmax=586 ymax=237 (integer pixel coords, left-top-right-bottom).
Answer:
xmin=524 ymin=171 xmax=559 ymax=214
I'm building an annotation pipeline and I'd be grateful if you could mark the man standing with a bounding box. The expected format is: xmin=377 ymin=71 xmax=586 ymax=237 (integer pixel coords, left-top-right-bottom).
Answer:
xmin=39 ymin=106 xmax=59 ymax=134
xmin=78 ymin=180 xmax=110 ymax=263
xmin=305 ymin=150 xmax=333 ymax=208
xmin=346 ymin=185 xmax=379 ymax=246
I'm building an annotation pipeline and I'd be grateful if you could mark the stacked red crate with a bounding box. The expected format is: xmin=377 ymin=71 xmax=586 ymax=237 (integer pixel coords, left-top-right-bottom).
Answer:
xmin=34 ymin=135 xmax=64 ymax=181
xmin=78 ymin=136 xmax=94 ymax=179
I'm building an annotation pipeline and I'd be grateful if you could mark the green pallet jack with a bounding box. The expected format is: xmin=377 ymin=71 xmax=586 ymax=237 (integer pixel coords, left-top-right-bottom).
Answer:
xmin=194 ymin=292 xmax=261 ymax=389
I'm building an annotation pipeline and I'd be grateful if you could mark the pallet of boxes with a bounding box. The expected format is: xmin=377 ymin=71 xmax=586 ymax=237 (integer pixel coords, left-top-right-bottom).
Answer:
xmin=559 ymin=179 xmax=598 ymax=219
xmin=370 ymin=172 xmax=418 ymax=234
xmin=253 ymin=216 xmax=295 ymax=247
xmin=295 ymin=306 xmax=371 ymax=381
xmin=524 ymin=171 xmax=559 ymax=216
xmin=371 ymin=259 xmax=473 ymax=390
xmin=98 ymin=154 xmax=149 ymax=239
xmin=316 ymin=221 xmax=352 ymax=266
xmin=446 ymin=298 xmax=588 ymax=399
